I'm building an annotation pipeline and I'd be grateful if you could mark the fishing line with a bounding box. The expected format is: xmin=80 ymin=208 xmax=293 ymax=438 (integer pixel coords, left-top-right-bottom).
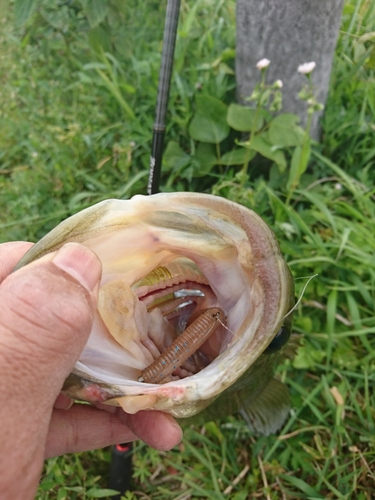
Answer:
xmin=217 ymin=316 xmax=236 ymax=337
xmin=283 ymin=274 xmax=318 ymax=320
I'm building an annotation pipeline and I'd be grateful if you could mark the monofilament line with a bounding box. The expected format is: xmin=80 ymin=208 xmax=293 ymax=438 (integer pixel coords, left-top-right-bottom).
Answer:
xmin=283 ymin=274 xmax=318 ymax=320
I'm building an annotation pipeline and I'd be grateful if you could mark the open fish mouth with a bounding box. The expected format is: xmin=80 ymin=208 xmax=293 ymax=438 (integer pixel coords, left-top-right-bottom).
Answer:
xmin=15 ymin=193 xmax=294 ymax=422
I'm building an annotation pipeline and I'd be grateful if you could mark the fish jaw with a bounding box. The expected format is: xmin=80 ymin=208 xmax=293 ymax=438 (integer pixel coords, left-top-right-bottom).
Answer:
xmin=16 ymin=193 xmax=294 ymax=419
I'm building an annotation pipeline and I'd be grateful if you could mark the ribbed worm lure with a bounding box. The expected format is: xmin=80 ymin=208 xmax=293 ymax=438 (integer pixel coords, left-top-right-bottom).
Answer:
xmin=139 ymin=307 xmax=225 ymax=384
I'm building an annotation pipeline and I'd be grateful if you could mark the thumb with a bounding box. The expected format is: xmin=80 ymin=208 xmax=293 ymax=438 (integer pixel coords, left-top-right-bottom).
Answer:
xmin=0 ymin=242 xmax=102 ymax=404
xmin=0 ymin=243 xmax=102 ymax=499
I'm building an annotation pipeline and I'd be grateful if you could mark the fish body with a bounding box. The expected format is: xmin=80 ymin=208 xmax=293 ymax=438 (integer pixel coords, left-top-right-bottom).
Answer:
xmin=15 ymin=193 xmax=294 ymax=434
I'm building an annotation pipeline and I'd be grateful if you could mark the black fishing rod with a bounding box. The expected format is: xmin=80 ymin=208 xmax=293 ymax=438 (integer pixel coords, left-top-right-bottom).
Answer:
xmin=148 ymin=0 xmax=181 ymax=195
xmin=108 ymin=1 xmax=182 ymax=496
xmin=108 ymin=443 xmax=133 ymax=499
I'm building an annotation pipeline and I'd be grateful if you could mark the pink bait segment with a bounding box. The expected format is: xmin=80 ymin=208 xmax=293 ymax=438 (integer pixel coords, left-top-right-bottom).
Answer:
xmin=139 ymin=307 xmax=225 ymax=384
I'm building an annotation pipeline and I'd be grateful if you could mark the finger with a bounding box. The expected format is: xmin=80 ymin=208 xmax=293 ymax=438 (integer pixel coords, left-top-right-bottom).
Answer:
xmin=0 ymin=244 xmax=102 ymax=496
xmin=0 ymin=243 xmax=102 ymax=407
xmin=54 ymin=393 xmax=74 ymax=410
xmin=119 ymin=410 xmax=183 ymax=451
xmin=45 ymin=405 xmax=139 ymax=458
xmin=0 ymin=241 xmax=34 ymax=282
xmin=45 ymin=405 xmax=183 ymax=458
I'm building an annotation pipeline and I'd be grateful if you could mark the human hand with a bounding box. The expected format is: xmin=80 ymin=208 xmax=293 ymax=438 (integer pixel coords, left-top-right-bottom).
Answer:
xmin=0 ymin=241 xmax=182 ymax=500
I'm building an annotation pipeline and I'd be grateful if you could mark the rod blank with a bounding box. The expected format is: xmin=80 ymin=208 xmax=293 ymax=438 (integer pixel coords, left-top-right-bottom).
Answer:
xmin=148 ymin=0 xmax=181 ymax=195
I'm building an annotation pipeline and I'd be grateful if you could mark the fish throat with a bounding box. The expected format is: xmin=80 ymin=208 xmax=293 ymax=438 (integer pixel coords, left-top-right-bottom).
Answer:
xmin=97 ymin=257 xmax=230 ymax=384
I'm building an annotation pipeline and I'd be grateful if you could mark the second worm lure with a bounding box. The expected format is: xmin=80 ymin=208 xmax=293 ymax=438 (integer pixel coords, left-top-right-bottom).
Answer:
xmin=139 ymin=307 xmax=225 ymax=384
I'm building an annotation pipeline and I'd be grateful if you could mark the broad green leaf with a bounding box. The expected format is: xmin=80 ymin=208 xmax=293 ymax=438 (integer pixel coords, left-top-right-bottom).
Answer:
xmin=189 ymin=95 xmax=229 ymax=144
xmin=300 ymin=142 xmax=311 ymax=173
xmin=57 ymin=487 xmax=68 ymax=500
xmin=195 ymin=142 xmax=217 ymax=176
xmin=268 ymin=113 xmax=304 ymax=147
xmin=287 ymin=146 xmax=302 ymax=191
xmin=14 ymin=0 xmax=38 ymax=26
xmin=294 ymin=316 xmax=313 ymax=333
xmin=242 ymin=134 xmax=287 ymax=172
xmin=287 ymin=142 xmax=311 ymax=191
xmin=82 ymin=0 xmax=109 ymax=28
xmin=163 ymin=141 xmax=191 ymax=171
xmin=227 ymin=104 xmax=263 ymax=132
xmin=218 ymin=148 xmax=251 ymax=166
xmin=293 ymin=343 xmax=325 ymax=369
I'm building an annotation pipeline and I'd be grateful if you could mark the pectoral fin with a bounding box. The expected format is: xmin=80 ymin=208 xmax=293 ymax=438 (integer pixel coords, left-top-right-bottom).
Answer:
xmin=239 ymin=378 xmax=290 ymax=436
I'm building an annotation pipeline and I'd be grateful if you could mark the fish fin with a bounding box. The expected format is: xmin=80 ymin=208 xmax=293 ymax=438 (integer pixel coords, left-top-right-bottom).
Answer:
xmin=239 ymin=378 xmax=290 ymax=436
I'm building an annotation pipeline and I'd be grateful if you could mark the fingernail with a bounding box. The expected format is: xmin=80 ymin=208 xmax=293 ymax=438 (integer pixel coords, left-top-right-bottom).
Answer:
xmin=173 ymin=425 xmax=183 ymax=446
xmin=54 ymin=393 xmax=74 ymax=410
xmin=164 ymin=414 xmax=183 ymax=445
xmin=53 ymin=242 xmax=102 ymax=292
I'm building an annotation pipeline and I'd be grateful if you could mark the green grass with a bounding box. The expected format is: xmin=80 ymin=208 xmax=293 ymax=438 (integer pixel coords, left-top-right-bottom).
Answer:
xmin=1 ymin=0 xmax=375 ymax=498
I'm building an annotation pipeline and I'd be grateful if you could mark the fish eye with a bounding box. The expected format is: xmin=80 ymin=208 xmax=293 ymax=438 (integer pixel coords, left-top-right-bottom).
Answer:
xmin=264 ymin=322 xmax=291 ymax=353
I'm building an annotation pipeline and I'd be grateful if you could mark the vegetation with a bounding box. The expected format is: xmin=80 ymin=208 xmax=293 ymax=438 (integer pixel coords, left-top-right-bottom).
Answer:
xmin=1 ymin=0 xmax=374 ymax=498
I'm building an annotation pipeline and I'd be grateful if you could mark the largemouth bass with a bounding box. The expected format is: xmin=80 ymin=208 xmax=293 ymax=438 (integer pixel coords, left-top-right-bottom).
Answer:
xmin=15 ymin=193 xmax=294 ymax=435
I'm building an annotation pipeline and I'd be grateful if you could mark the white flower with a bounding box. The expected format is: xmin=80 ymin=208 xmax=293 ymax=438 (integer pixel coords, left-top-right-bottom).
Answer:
xmin=256 ymin=58 xmax=270 ymax=70
xmin=297 ymin=62 xmax=316 ymax=74
xmin=274 ymin=79 xmax=283 ymax=88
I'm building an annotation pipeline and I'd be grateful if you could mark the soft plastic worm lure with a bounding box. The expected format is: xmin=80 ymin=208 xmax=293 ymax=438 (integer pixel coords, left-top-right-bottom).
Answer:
xmin=139 ymin=307 xmax=225 ymax=384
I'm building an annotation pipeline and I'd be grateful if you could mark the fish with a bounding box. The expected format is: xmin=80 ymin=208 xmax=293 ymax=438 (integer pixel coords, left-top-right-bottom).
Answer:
xmin=15 ymin=192 xmax=294 ymax=435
